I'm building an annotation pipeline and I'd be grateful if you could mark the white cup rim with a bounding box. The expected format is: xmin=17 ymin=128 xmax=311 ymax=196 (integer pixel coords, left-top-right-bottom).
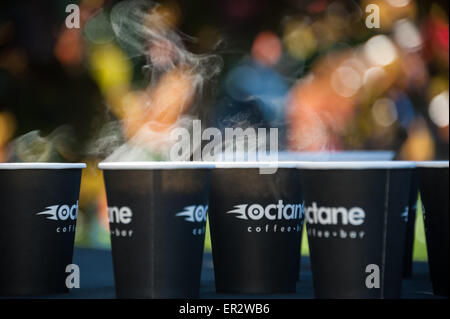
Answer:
xmin=276 ymin=150 xmax=395 ymax=161
xmin=213 ymin=161 xmax=297 ymax=169
xmin=295 ymin=161 xmax=416 ymax=170
xmin=98 ymin=161 xmax=417 ymax=170
xmin=98 ymin=161 xmax=215 ymax=170
xmin=415 ymin=161 xmax=449 ymax=168
xmin=0 ymin=163 xmax=86 ymax=170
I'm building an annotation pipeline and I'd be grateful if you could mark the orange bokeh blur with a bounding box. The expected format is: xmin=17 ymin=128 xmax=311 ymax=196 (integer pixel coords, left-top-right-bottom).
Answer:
xmin=251 ymin=31 xmax=282 ymax=67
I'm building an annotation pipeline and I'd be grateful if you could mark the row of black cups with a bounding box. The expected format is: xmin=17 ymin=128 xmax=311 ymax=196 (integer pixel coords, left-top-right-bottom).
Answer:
xmin=0 ymin=160 xmax=448 ymax=298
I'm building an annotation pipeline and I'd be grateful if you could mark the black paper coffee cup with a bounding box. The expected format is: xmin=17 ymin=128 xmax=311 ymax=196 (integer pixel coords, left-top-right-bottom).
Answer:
xmin=403 ymin=169 xmax=419 ymax=278
xmin=209 ymin=162 xmax=304 ymax=294
xmin=278 ymin=151 xmax=396 ymax=281
xmin=417 ymin=161 xmax=449 ymax=297
xmin=99 ymin=161 xmax=213 ymax=299
xmin=0 ymin=163 xmax=85 ymax=296
xmin=297 ymin=161 xmax=415 ymax=299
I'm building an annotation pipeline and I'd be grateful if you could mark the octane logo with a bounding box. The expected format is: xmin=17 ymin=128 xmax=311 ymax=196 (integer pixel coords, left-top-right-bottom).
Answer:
xmin=305 ymin=202 xmax=365 ymax=226
xmin=36 ymin=201 xmax=78 ymax=221
xmin=176 ymin=205 xmax=208 ymax=223
xmin=226 ymin=200 xmax=305 ymax=221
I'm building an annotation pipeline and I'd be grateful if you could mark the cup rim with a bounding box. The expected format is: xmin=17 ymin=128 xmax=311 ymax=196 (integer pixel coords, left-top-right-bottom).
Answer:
xmin=0 ymin=163 xmax=87 ymax=170
xmin=276 ymin=150 xmax=395 ymax=161
xmin=98 ymin=161 xmax=215 ymax=170
xmin=213 ymin=161 xmax=298 ymax=168
xmin=415 ymin=161 xmax=449 ymax=168
xmin=295 ymin=161 xmax=416 ymax=169
xmin=98 ymin=161 xmax=417 ymax=170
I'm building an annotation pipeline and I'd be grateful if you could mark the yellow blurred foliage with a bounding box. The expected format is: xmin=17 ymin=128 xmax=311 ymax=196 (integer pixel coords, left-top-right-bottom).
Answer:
xmin=78 ymin=161 xmax=106 ymax=205
xmin=0 ymin=111 xmax=15 ymax=143
xmin=89 ymin=43 xmax=132 ymax=116
xmin=0 ymin=111 xmax=16 ymax=162
xmin=400 ymin=119 xmax=435 ymax=160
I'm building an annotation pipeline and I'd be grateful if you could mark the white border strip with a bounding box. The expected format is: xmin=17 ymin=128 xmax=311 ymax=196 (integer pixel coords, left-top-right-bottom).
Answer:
xmin=415 ymin=161 xmax=449 ymax=168
xmin=0 ymin=163 xmax=86 ymax=170
xmin=295 ymin=161 xmax=416 ymax=170
xmin=99 ymin=161 xmax=215 ymax=170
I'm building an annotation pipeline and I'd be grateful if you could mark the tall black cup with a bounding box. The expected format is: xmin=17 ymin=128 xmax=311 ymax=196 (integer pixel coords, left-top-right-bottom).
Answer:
xmin=209 ymin=162 xmax=304 ymax=294
xmin=278 ymin=151 xmax=396 ymax=281
xmin=297 ymin=161 xmax=415 ymax=299
xmin=0 ymin=163 xmax=85 ymax=296
xmin=417 ymin=161 xmax=449 ymax=297
xmin=403 ymin=169 xmax=419 ymax=278
xmin=99 ymin=162 xmax=213 ymax=298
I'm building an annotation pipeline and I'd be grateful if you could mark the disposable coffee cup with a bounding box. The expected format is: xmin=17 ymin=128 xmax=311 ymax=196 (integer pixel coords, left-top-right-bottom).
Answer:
xmin=209 ymin=162 xmax=305 ymax=294
xmin=417 ymin=161 xmax=449 ymax=297
xmin=99 ymin=161 xmax=213 ymax=299
xmin=403 ymin=169 xmax=419 ymax=278
xmin=0 ymin=163 xmax=85 ymax=296
xmin=278 ymin=150 xmax=396 ymax=281
xmin=297 ymin=161 xmax=415 ymax=299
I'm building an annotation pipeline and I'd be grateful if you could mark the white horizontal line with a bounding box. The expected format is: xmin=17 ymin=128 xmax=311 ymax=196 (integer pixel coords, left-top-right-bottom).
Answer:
xmin=98 ymin=161 xmax=215 ymax=170
xmin=415 ymin=161 xmax=449 ymax=168
xmin=0 ymin=163 xmax=86 ymax=170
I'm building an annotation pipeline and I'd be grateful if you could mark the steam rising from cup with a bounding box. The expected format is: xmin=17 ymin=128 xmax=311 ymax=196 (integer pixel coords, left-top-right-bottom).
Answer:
xmin=91 ymin=0 xmax=223 ymax=162
xmin=7 ymin=126 xmax=77 ymax=162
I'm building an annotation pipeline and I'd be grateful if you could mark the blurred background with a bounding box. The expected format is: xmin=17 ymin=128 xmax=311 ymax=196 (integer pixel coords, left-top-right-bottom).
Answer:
xmin=0 ymin=0 xmax=448 ymax=259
